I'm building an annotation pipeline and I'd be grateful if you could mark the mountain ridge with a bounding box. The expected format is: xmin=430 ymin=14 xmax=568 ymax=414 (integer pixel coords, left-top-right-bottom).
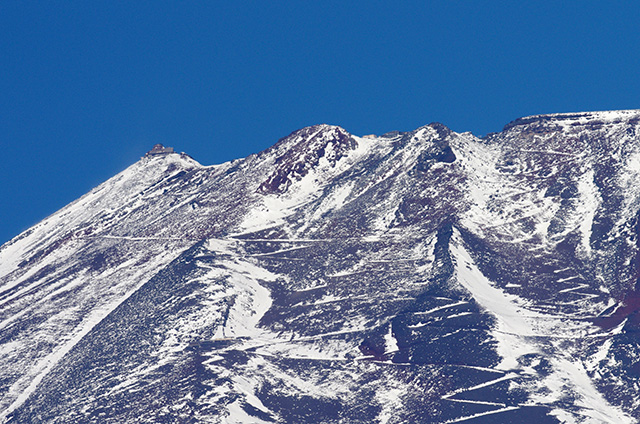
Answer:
xmin=2 ymin=110 xmax=640 ymax=423
xmin=499 ymin=109 xmax=640 ymax=134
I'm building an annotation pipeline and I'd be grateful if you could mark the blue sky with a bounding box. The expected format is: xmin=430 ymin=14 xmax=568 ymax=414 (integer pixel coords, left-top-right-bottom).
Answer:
xmin=1 ymin=2 xmax=639 ymax=244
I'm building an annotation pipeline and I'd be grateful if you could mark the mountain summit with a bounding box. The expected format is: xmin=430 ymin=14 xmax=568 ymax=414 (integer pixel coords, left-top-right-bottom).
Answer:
xmin=2 ymin=110 xmax=640 ymax=423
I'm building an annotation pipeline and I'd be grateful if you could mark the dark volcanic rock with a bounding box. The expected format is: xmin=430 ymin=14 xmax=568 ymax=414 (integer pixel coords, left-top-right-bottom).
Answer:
xmin=257 ymin=125 xmax=357 ymax=195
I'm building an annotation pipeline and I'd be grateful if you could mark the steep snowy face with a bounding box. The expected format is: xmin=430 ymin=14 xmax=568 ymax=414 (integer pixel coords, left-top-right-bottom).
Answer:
xmin=0 ymin=150 xmax=260 ymax=420
xmin=3 ymin=111 xmax=640 ymax=424
xmin=470 ymin=110 xmax=640 ymax=301
xmin=0 ymin=153 xmax=200 ymax=416
xmin=456 ymin=110 xmax=640 ymax=420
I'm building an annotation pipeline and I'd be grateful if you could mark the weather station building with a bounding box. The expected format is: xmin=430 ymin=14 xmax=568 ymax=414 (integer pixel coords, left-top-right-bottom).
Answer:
xmin=145 ymin=144 xmax=175 ymax=157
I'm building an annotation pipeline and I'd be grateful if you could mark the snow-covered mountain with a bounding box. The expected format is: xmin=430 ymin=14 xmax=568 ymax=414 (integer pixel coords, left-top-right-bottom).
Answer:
xmin=3 ymin=110 xmax=640 ymax=423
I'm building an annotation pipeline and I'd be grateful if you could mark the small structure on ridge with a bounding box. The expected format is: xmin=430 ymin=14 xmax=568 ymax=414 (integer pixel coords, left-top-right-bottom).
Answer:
xmin=145 ymin=144 xmax=175 ymax=157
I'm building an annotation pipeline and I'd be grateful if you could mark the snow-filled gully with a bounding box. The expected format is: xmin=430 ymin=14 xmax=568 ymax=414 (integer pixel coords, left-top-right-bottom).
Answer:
xmin=450 ymin=228 xmax=633 ymax=424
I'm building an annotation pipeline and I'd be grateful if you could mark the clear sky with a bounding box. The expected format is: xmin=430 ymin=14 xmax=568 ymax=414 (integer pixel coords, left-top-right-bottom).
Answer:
xmin=1 ymin=2 xmax=639 ymax=244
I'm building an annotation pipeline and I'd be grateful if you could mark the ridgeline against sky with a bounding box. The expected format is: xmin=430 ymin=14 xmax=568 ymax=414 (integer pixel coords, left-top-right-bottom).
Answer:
xmin=4 ymin=112 xmax=640 ymax=422
xmin=2 ymin=2 xmax=639 ymax=244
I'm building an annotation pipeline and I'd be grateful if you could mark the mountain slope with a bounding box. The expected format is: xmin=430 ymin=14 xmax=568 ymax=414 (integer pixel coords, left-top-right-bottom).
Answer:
xmin=2 ymin=112 xmax=640 ymax=423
